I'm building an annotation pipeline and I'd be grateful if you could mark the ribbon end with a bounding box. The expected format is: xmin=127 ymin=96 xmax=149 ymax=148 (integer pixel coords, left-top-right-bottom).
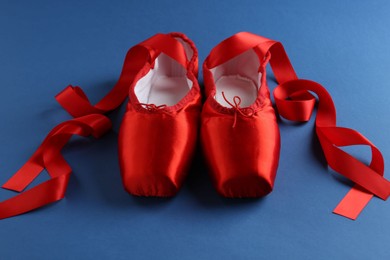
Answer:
xmin=2 ymin=184 xmax=24 ymax=192
xmin=333 ymin=185 xmax=374 ymax=220
xmin=2 ymin=162 xmax=44 ymax=193
xmin=333 ymin=208 xmax=358 ymax=221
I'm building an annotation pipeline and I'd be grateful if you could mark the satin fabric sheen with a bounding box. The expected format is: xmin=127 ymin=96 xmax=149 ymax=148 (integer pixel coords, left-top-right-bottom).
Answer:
xmin=201 ymin=97 xmax=280 ymax=197
xmin=202 ymin=47 xmax=280 ymax=197
xmin=119 ymin=95 xmax=201 ymax=196
xmin=117 ymin=33 xmax=201 ymax=196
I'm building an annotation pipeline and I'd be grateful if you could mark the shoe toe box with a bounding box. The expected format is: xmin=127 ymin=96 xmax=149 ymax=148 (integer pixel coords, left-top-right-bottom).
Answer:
xmin=201 ymin=107 xmax=280 ymax=198
xmin=118 ymin=110 xmax=198 ymax=197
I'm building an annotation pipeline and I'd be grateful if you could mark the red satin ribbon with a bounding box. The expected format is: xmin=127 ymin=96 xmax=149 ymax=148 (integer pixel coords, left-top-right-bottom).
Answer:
xmin=0 ymin=114 xmax=111 ymax=219
xmin=207 ymin=32 xmax=389 ymax=220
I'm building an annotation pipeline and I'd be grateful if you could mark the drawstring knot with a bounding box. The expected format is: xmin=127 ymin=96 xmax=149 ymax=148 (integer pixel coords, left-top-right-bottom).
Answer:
xmin=221 ymin=92 xmax=255 ymax=128
xmin=139 ymin=103 xmax=167 ymax=112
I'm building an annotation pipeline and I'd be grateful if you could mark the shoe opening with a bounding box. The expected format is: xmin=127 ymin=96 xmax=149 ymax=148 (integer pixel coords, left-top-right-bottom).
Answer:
xmin=134 ymin=38 xmax=194 ymax=107
xmin=210 ymin=49 xmax=262 ymax=108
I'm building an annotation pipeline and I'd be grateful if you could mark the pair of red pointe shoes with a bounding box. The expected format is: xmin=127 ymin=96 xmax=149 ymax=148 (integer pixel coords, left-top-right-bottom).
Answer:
xmin=1 ymin=32 xmax=388 ymax=221
xmin=116 ymin=32 xmax=281 ymax=198
xmin=118 ymin=32 xmax=282 ymax=198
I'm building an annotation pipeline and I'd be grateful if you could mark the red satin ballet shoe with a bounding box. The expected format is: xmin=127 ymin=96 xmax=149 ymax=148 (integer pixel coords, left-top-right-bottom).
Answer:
xmin=201 ymin=33 xmax=280 ymax=197
xmin=56 ymin=32 xmax=202 ymax=197
xmin=118 ymin=33 xmax=201 ymax=197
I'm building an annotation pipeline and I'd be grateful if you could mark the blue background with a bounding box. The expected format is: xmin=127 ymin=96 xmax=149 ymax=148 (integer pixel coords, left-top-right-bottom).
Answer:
xmin=1 ymin=0 xmax=390 ymax=259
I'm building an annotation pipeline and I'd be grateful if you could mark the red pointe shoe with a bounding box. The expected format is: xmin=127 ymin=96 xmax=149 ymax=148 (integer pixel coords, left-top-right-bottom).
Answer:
xmin=201 ymin=33 xmax=281 ymax=197
xmin=56 ymin=32 xmax=202 ymax=197
xmin=201 ymin=32 xmax=390 ymax=220
xmin=118 ymin=33 xmax=201 ymax=196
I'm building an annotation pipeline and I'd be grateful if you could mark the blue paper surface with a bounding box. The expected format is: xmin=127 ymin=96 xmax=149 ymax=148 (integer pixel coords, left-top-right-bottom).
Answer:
xmin=1 ymin=0 xmax=390 ymax=259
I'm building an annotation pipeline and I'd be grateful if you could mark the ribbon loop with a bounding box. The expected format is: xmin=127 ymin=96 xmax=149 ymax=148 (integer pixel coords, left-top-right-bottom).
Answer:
xmin=55 ymin=85 xmax=103 ymax=118
xmin=274 ymin=78 xmax=389 ymax=219
xmin=274 ymin=86 xmax=316 ymax=122
xmin=221 ymin=91 xmax=256 ymax=128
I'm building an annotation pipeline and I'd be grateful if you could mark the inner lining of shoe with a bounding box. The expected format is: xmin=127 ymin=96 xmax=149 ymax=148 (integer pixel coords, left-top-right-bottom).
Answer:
xmin=210 ymin=49 xmax=261 ymax=108
xmin=134 ymin=38 xmax=193 ymax=106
